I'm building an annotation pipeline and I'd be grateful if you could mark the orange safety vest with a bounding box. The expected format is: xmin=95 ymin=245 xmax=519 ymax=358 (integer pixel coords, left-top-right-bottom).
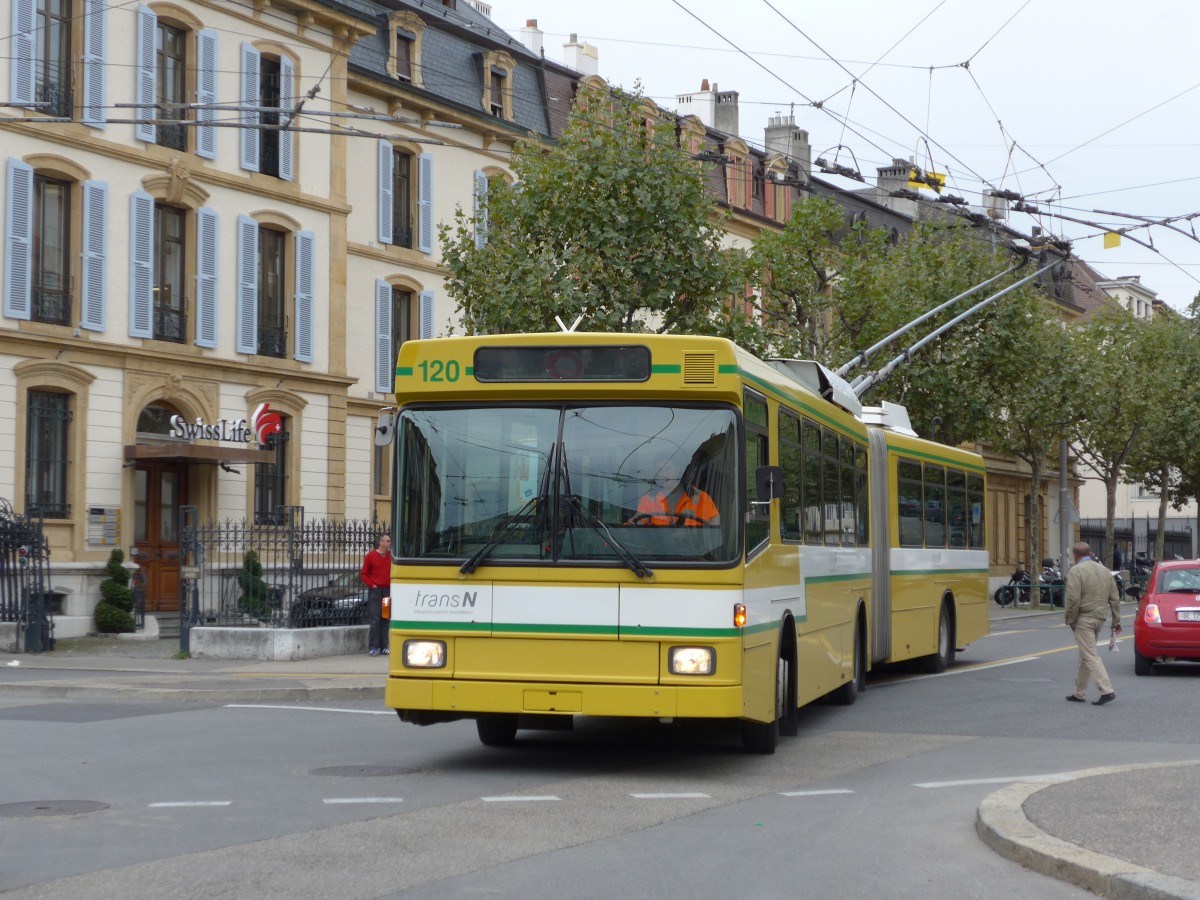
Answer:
xmin=637 ymin=488 xmax=719 ymax=526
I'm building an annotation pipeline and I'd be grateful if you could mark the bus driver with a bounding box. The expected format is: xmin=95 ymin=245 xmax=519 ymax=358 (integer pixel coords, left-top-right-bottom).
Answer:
xmin=630 ymin=457 xmax=720 ymax=527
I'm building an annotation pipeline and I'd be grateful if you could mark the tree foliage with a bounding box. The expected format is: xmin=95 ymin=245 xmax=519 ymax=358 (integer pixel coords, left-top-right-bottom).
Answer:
xmin=440 ymin=83 xmax=756 ymax=341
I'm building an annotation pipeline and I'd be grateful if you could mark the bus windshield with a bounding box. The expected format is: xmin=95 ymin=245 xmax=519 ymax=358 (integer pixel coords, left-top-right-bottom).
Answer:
xmin=395 ymin=404 xmax=739 ymax=567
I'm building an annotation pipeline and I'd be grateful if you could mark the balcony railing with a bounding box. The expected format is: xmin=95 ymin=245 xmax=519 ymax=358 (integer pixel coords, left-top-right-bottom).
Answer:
xmin=157 ymin=120 xmax=188 ymax=151
xmin=32 ymin=281 xmax=72 ymax=326
xmin=154 ymin=302 xmax=187 ymax=343
xmin=258 ymin=324 xmax=287 ymax=359
xmin=34 ymin=78 xmax=72 ymax=118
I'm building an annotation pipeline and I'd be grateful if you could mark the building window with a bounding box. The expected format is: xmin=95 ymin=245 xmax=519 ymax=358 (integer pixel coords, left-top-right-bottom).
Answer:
xmin=489 ymin=70 xmax=505 ymax=117
xmin=391 ymin=149 xmax=413 ymax=249
xmin=32 ymin=174 xmax=71 ymax=326
xmin=257 ymin=227 xmax=286 ymax=358
xmin=153 ymin=205 xmax=186 ymax=342
xmin=155 ymin=23 xmax=188 ymax=151
xmin=25 ymin=389 xmax=72 ymax=518
xmin=395 ymin=33 xmax=412 ymax=80
xmin=255 ymin=418 xmax=289 ymax=523
xmin=259 ymin=57 xmax=282 ymax=178
xmin=35 ymin=0 xmax=72 ymax=117
xmin=392 ymin=287 xmax=412 ymax=358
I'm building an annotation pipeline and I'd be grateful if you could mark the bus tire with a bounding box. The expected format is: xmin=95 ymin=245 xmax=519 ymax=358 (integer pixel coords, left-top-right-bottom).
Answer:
xmin=476 ymin=714 xmax=519 ymax=747
xmin=832 ymin=619 xmax=863 ymax=705
xmin=924 ymin=601 xmax=955 ymax=674
xmin=742 ymin=657 xmax=782 ymax=754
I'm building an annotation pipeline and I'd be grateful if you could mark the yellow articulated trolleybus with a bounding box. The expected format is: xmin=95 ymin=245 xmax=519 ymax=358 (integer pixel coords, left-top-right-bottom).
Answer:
xmin=376 ymin=332 xmax=988 ymax=752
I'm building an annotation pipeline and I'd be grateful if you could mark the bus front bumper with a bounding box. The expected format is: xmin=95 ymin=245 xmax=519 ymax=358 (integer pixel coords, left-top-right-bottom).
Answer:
xmin=386 ymin=676 xmax=745 ymax=721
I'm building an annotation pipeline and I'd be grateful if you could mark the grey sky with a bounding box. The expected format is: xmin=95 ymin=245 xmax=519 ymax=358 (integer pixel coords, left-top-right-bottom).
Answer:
xmin=499 ymin=0 xmax=1200 ymax=310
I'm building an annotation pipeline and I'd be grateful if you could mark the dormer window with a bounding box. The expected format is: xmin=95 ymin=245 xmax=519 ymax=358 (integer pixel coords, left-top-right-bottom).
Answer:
xmin=387 ymin=12 xmax=424 ymax=87
xmin=480 ymin=50 xmax=516 ymax=121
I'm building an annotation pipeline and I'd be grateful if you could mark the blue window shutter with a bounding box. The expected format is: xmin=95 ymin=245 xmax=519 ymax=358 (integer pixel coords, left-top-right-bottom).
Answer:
xmin=128 ymin=191 xmax=153 ymax=338
xmin=195 ymin=208 xmax=218 ymax=347
xmin=277 ymin=56 xmax=295 ymax=181
xmin=375 ymin=280 xmax=392 ymax=393
xmin=473 ymin=169 xmax=488 ymax=249
xmin=419 ymin=291 xmax=434 ymax=339
xmin=80 ymin=0 xmax=107 ymax=128
xmin=239 ymin=44 xmax=261 ymax=172
xmin=80 ymin=180 xmax=107 ymax=331
xmin=10 ymin=0 xmax=35 ymax=108
xmin=195 ymin=30 xmax=218 ymax=159
xmin=4 ymin=158 xmax=33 ymax=320
xmin=377 ymin=140 xmax=393 ymax=244
xmin=417 ymin=153 xmax=433 ymax=253
xmin=134 ymin=6 xmax=156 ymax=142
xmin=293 ymin=230 xmax=314 ymax=362
xmin=235 ymin=215 xmax=259 ymax=354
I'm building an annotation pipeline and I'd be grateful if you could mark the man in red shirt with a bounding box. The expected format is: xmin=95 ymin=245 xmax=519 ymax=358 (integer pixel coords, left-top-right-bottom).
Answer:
xmin=633 ymin=458 xmax=719 ymax=527
xmin=360 ymin=534 xmax=392 ymax=656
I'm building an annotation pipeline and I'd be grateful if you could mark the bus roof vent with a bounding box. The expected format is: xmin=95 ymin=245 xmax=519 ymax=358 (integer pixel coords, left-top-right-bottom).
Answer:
xmin=683 ymin=353 xmax=717 ymax=384
xmin=861 ymin=401 xmax=917 ymax=436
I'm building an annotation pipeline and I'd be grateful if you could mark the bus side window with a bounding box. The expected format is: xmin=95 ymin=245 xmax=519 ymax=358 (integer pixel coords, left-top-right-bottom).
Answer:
xmin=744 ymin=391 xmax=770 ymax=553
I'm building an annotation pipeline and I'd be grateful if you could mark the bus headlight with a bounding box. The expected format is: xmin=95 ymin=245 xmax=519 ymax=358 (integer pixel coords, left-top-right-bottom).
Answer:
xmin=669 ymin=646 xmax=715 ymax=675
xmin=403 ymin=640 xmax=446 ymax=668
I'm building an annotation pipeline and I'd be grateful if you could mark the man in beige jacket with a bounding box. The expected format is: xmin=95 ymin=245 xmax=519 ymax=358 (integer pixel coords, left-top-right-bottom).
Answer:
xmin=1064 ymin=541 xmax=1122 ymax=705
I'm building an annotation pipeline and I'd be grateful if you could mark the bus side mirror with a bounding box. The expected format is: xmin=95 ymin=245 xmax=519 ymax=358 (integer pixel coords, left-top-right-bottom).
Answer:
xmin=375 ymin=408 xmax=396 ymax=446
xmin=755 ymin=465 xmax=784 ymax=502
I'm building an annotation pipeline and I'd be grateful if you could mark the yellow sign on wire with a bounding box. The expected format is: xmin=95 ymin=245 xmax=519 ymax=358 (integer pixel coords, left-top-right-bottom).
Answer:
xmin=1103 ymin=231 xmax=1121 ymax=249
xmin=907 ymin=169 xmax=946 ymax=191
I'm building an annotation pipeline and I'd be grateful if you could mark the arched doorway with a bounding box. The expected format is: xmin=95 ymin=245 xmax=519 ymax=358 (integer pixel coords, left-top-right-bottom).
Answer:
xmin=132 ymin=403 xmax=189 ymax=612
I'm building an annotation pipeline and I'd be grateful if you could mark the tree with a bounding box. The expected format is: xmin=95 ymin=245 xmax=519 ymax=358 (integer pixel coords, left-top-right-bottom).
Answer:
xmin=95 ymin=548 xmax=135 ymax=634
xmin=1069 ymin=307 xmax=1156 ymax=564
xmin=440 ymin=83 xmax=757 ymax=342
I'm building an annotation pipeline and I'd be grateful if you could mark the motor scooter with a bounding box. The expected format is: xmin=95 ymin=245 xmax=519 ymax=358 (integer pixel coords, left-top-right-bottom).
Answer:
xmin=994 ymin=564 xmax=1031 ymax=606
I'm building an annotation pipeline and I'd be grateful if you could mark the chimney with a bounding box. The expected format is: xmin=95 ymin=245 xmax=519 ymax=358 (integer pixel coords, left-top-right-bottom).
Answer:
xmin=876 ymin=158 xmax=913 ymax=194
xmin=676 ymin=80 xmax=718 ymax=128
xmin=713 ymin=88 xmax=739 ymax=137
xmin=563 ymin=33 xmax=598 ymax=76
xmin=764 ymin=114 xmax=811 ymax=176
xmin=519 ymin=19 xmax=543 ymax=56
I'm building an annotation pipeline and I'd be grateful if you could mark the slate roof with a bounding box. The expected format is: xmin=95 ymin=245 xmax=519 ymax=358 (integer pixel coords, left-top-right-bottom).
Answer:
xmin=327 ymin=0 xmax=551 ymax=137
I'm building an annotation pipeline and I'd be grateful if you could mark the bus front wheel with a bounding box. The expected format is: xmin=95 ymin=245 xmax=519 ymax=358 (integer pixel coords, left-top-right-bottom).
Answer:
xmin=476 ymin=714 xmax=519 ymax=747
xmin=742 ymin=657 xmax=783 ymax=754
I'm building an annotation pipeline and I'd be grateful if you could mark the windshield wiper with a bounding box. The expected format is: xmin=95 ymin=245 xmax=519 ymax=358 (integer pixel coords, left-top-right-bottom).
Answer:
xmin=459 ymin=447 xmax=554 ymax=575
xmin=559 ymin=445 xmax=653 ymax=579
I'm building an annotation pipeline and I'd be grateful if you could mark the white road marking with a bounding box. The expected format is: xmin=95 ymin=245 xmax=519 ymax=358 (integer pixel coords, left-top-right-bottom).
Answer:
xmin=914 ymin=774 xmax=1069 ymax=788
xmin=224 ymin=704 xmax=392 ymax=715
xmin=323 ymin=798 xmax=405 ymax=805
xmin=872 ymin=655 xmax=1042 ymax=687
xmin=481 ymin=795 xmax=560 ymax=802
xmin=629 ymin=792 xmax=710 ymax=799
xmin=148 ymin=801 xmax=232 ymax=807
xmin=778 ymin=789 xmax=855 ymax=796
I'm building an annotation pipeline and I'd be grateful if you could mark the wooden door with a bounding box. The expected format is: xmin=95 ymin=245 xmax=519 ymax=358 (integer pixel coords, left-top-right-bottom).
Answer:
xmin=133 ymin=461 xmax=188 ymax=612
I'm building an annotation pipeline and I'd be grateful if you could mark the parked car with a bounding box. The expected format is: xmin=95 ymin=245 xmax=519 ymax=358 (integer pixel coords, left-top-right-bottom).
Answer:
xmin=289 ymin=571 xmax=370 ymax=628
xmin=1131 ymin=559 xmax=1200 ymax=675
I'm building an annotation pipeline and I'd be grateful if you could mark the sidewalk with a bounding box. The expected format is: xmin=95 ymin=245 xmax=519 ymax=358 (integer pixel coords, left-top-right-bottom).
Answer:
xmin=3 ymin=604 xmax=1198 ymax=899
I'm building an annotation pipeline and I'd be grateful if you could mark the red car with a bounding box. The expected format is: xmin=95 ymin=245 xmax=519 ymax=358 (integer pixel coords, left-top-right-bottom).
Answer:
xmin=1132 ymin=559 xmax=1200 ymax=675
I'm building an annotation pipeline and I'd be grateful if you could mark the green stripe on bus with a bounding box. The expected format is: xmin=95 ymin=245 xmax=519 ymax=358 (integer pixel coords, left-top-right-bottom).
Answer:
xmin=718 ymin=364 xmax=739 ymax=373
xmin=739 ymin=369 xmax=861 ymax=434
xmin=890 ymin=445 xmax=986 ymax=473
xmin=396 ymin=367 xmax=413 ymax=377
xmin=466 ymin=367 xmax=473 ymax=376
xmin=651 ymin=364 xmax=681 ymax=374
xmin=390 ymin=621 xmax=747 ymax=638
xmin=804 ymin=572 xmax=871 ymax=585
xmin=893 ymin=567 xmax=988 ymax=577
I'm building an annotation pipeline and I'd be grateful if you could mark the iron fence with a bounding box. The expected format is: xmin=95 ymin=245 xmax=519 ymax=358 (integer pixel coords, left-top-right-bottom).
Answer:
xmin=0 ymin=499 xmax=54 ymax=651
xmin=1079 ymin=518 xmax=1195 ymax=570
xmin=179 ymin=506 xmax=385 ymax=640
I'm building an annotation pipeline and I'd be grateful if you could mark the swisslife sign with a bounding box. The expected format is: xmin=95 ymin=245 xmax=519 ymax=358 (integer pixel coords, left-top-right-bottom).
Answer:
xmin=169 ymin=403 xmax=283 ymax=445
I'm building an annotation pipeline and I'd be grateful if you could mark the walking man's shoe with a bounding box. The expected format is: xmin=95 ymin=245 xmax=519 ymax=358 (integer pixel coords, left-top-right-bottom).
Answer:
xmin=1093 ymin=692 xmax=1116 ymax=706
xmin=1066 ymin=694 xmax=1085 ymax=702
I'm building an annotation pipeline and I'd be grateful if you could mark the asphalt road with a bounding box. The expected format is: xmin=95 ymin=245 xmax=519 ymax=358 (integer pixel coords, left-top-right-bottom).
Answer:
xmin=1 ymin=610 xmax=1198 ymax=899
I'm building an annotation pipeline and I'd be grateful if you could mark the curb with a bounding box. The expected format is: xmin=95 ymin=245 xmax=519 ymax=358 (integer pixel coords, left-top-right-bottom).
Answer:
xmin=0 ymin=682 xmax=385 ymax=703
xmin=976 ymin=762 xmax=1200 ymax=900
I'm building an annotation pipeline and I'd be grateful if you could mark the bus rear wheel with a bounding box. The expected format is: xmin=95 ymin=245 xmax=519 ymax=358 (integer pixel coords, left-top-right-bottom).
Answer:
xmin=832 ymin=621 xmax=863 ymax=705
xmin=476 ymin=714 xmax=519 ymax=746
xmin=924 ymin=602 xmax=955 ymax=674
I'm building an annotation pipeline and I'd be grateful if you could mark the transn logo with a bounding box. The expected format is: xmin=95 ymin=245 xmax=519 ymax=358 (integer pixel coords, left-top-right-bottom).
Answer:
xmin=251 ymin=403 xmax=283 ymax=446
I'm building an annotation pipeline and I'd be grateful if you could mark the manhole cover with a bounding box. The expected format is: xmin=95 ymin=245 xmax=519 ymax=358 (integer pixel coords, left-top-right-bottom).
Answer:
xmin=310 ymin=765 xmax=416 ymax=778
xmin=0 ymin=801 xmax=109 ymax=818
